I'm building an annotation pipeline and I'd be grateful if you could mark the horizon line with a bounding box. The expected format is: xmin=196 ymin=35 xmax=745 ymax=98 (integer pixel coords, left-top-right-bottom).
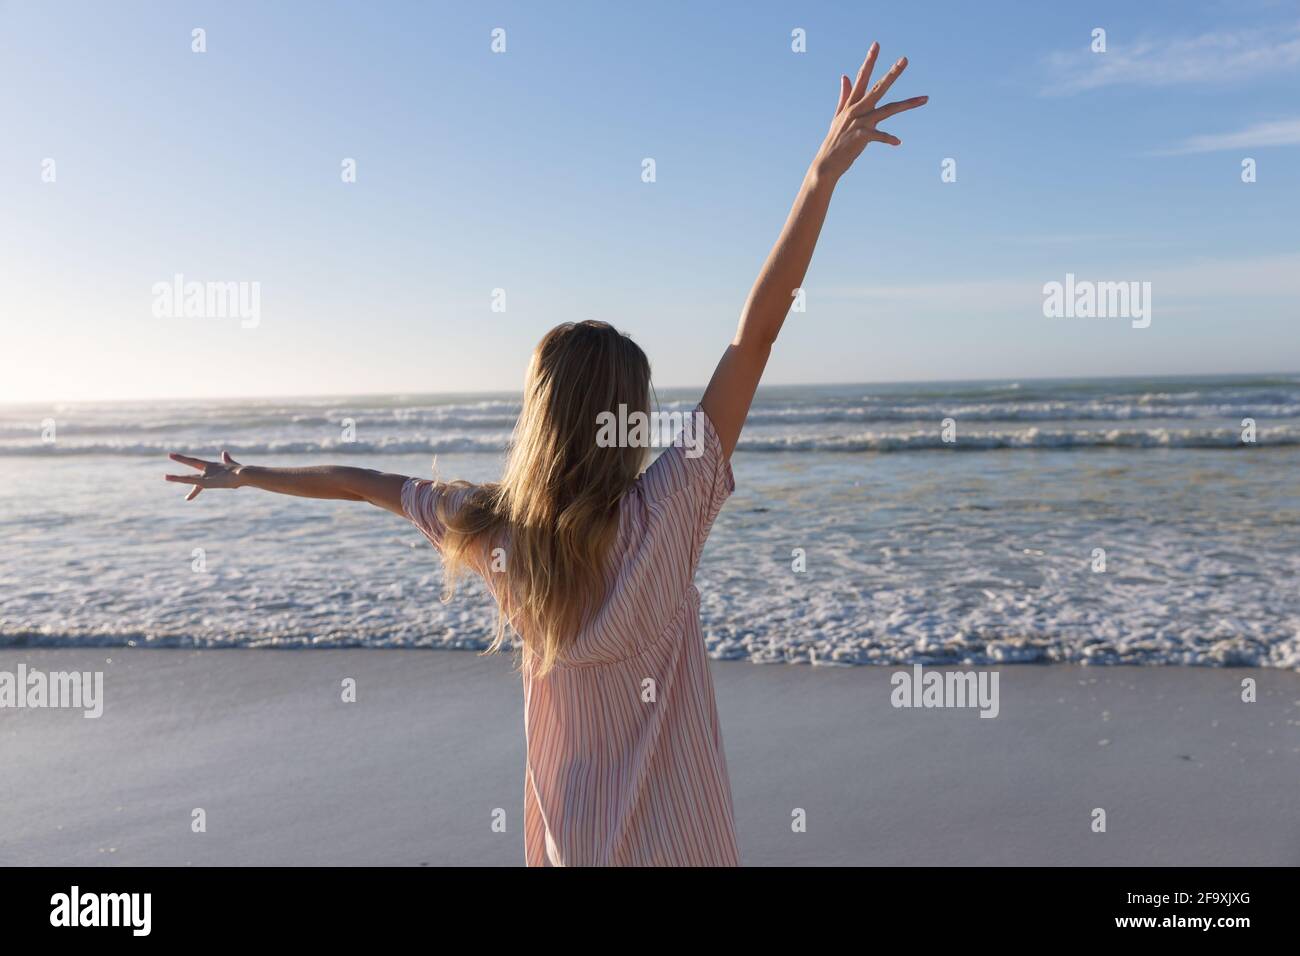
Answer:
xmin=2 ymin=369 xmax=1297 ymax=409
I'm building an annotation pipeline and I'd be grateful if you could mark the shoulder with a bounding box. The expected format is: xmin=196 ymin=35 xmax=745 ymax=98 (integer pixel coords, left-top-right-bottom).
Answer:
xmin=636 ymin=403 xmax=734 ymax=508
xmin=401 ymin=478 xmax=488 ymax=549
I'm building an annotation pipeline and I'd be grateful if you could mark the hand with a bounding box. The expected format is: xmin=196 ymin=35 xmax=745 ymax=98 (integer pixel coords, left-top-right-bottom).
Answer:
xmin=813 ymin=42 xmax=927 ymax=183
xmin=165 ymin=451 xmax=244 ymax=501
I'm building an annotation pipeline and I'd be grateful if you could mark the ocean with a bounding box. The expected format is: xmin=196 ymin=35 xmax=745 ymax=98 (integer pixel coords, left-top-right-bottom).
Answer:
xmin=1 ymin=375 xmax=1297 ymax=668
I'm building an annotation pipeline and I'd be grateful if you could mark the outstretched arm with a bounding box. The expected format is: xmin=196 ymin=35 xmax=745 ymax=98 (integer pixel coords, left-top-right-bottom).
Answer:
xmin=165 ymin=452 xmax=409 ymax=516
xmin=702 ymin=42 xmax=926 ymax=458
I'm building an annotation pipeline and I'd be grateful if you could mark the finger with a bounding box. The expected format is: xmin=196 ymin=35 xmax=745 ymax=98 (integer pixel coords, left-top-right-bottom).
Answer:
xmin=847 ymin=41 xmax=880 ymax=105
xmin=186 ymin=486 xmax=203 ymax=502
xmin=849 ymin=127 xmax=902 ymax=146
xmin=221 ymin=450 xmax=238 ymax=466
xmin=859 ymin=56 xmax=908 ymax=112
xmin=168 ymin=452 xmax=212 ymax=471
xmin=164 ymin=474 xmax=202 ymax=484
xmin=834 ymin=74 xmax=851 ymax=116
xmin=867 ymin=95 xmax=928 ymax=122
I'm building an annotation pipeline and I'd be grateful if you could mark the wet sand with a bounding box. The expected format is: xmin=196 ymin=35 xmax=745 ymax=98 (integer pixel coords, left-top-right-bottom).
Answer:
xmin=2 ymin=648 xmax=1296 ymax=865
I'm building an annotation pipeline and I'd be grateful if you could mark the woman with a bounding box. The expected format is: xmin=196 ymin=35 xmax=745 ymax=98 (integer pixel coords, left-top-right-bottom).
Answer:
xmin=165 ymin=42 xmax=926 ymax=865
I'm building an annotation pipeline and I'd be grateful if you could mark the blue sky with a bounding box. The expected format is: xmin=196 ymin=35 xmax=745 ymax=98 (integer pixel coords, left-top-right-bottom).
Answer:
xmin=2 ymin=0 xmax=1298 ymax=402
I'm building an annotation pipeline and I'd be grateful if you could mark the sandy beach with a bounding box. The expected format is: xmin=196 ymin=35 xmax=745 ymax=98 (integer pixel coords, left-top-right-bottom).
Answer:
xmin=3 ymin=648 xmax=1296 ymax=866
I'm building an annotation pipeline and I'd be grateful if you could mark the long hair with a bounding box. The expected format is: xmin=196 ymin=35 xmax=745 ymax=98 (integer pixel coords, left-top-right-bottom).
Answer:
xmin=437 ymin=321 xmax=652 ymax=676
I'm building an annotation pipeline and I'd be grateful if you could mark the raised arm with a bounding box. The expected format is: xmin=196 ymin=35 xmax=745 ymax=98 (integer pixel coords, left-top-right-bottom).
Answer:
xmin=165 ymin=452 xmax=409 ymax=516
xmin=701 ymin=41 xmax=926 ymax=457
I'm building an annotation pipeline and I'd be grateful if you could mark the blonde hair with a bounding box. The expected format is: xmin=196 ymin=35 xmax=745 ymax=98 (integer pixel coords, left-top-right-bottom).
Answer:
xmin=436 ymin=321 xmax=652 ymax=675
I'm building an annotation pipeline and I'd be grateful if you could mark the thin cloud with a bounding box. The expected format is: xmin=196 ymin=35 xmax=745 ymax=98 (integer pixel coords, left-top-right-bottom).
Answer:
xmin=1156 ymin=117 xmax=1300 ymax=154
xmin=1041 ymin=25 xmax=1300 ymax=95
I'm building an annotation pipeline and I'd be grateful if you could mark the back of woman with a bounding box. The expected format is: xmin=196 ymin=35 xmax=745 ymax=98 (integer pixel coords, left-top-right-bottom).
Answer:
xmin=525 ymin=403 xmax=737 ymax=866
xmin=401 ymin=325 xmax=739 ymax=865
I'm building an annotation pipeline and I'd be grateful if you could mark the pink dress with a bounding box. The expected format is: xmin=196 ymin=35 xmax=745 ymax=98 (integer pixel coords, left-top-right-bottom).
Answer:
xmin=401 ymin=404 xmax=739 ymax=866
